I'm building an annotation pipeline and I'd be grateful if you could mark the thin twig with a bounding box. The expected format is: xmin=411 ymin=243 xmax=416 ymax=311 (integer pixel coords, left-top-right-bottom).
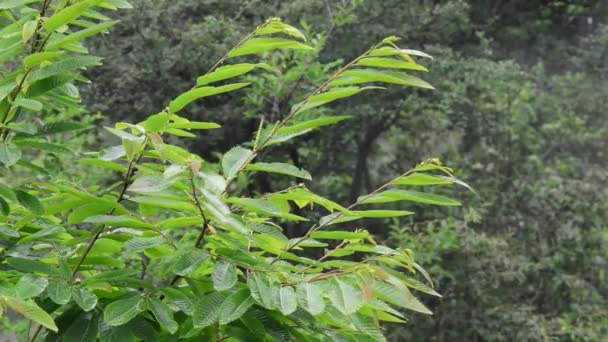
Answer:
xmin=72 ymin=139 xmax=147 ymax=278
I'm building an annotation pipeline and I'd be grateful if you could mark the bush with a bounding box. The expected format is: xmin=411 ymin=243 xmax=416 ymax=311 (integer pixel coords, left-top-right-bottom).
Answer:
xmin=0 ymin=2 xmax=465 ymax=340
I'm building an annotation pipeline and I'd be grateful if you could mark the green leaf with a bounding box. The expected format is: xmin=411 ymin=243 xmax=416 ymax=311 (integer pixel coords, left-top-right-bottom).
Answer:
xmin=104 ymin=295 xmax=145 ymax=326
xmin=32 ymin=121 xmax=87 ymax=136
xmin=212 ymin=261 xmax=237 ymax=291
xmin=326 ymin=210 xmax=415 ymax=224
xmin=5 ymin=297 xmax=58 ymax=332
xmin=248 ymin=272 xmax=275 ymax=310
xmin=6 ymin=257 xmax=60 ymax=277
xmin=0 ymin=142 xmax=21 ymax=167
xmin=68 ymin=202 xmax=114 ymax=224
xmin=374 ymin=280 xmax=432 ymax=315
xmin=329 ymin=278 xmax=365 ymax=315
xmin=255 ymin=18 xmax=306 ymax=40
xmin=79 ymin=159 xmax=128 ymax=173
xmin=47 ymin=20 xmax=118 ymax=51
xmin=60 ymin=311 xmax=99 ymax=342
xmin=0 ymin=225 xmax=19 ymax=237
xmin=330 ymin=69 xmax=434 ymax=89
xmin=123 ymin=236 xmax=165 ymax=253
xmin=218 ymin=289 xmax=255 ymax=324
xmin=246 ymin=162 xmax=311 ymax=180
xmin=192 ymin=291 xmax=227 ymax=328
xmin=147 ymin=298 xmax=178 ymax=334
xmin=84 ymin=215 xmax=152 ymax=229
xmin=222 ymin=146 xmax=253 ymax=179
xmin=228 ymin=38 xmax=312 ymax=57
xmin=393 ymin=172 xmax=453 ymax=186
xmin=44 ymin=0 xmax=105 ymax=32
xmin=12 ymin=98 xmax=42 ymax=111
xmin=167 ymin=121 xmax=220 ymax=130
xmin=14 ymin=139 xmax=73 ymax=153
xmin=46 ymin=279 xmax=71 ymax=305
xmin=357 ymin=57 xmax=429 ymax=71
xmin=0 ymin=196 xmax=9 ymax=216
xmin=129 ymin=175 xmax=176 ymax=193
xmin=369 ymin=46 xmax=433 ymax=60
xmin=362 ymin=189 xmax=461 ymax=206
xmin=275 ymin=286 xmax=297 ymax=315
xmin=0 ymin=0 xmax=40 ymax=10
xmin=310 ymin=231 xmax=370 ymax=240
xmin=0 ymin=182 xmax=16 ymax=201
xmin=169 ymin=83 xmax=250 ymax=113
xmin=196 ymin=63 xmax=257 ymax=86
xmin=295 ymin=87 xmax=383 ymax=113
xmin=16 ymin=274 xmax=48 ymax=300
xmin=15 ymin=190 xmax=44 ymax=215
xmin=72 ymin=287 xmax=97 ymax=312
xmin=157 ymin=216 xmax=201 ymax=229
xmin=296 ymin=282 xmax=325 ymax=316
xmin=129 ymin=196 xmax=195 ymax=211
xmin=227 ymin=197 xmax=306 ymax=221
xmin=28 ymin=56 xmax=103 ymax=83
xmin=21 ymin=19 xmax=37 ymax=41
xmin=173 ymin=249 xmax=209 ymax=276
xmin=23 ymin=51 xmax=66 ymax=68
xmin=26 ymin=74 xmax=76 ymax=98
xmin=269 ymin=116 xmax=350 ymax=145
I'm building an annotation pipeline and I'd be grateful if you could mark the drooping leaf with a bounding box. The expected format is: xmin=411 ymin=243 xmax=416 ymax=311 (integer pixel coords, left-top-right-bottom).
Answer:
xmin=5 ymin=297 xmax=58 ymax=332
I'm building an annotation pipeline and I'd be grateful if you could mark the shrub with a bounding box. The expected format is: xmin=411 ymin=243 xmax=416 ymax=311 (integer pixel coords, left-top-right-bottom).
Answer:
xmin=0 ymin=2 xmax=466 ymax=340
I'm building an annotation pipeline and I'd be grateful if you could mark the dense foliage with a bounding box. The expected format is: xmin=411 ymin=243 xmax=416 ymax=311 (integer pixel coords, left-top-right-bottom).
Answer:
xmin=77 ymin=0 xmax=608 ymax=341
xmin=0 ymin=1 xmax=471 ymax=341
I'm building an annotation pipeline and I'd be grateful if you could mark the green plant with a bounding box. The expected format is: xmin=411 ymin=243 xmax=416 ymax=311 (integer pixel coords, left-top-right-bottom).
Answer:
xmin=0 ymin=2 xmax=467 ymax=340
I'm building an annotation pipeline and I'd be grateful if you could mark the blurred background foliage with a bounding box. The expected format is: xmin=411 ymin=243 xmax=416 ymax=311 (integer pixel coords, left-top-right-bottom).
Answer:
xmin=79 ymin=0 xmax=607 ymax=340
